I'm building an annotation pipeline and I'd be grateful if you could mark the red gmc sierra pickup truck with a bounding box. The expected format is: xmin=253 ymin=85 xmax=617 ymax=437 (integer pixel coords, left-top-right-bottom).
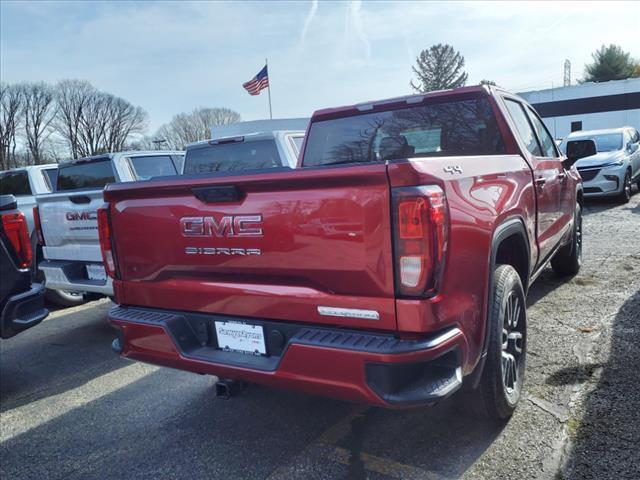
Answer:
xmin=100 ymin=86 xmax=590 ymax=419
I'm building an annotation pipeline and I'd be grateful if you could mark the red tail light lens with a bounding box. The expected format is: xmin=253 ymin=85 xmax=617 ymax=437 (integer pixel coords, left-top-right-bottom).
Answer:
xmin=2 ymin=212 xmax=33 ymax=269
xmin=33 ymin=206 xmax=45 ymax=246
xmin=392 ymin=186 xmax=448 ymax=297
xmin=97 ymin=206 xmax=118 ymax=279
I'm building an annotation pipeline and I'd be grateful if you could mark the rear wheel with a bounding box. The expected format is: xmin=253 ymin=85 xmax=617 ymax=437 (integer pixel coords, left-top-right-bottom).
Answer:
xmin=467 ymin=264 xmax=527 ymax=420
xmin=619 ymin=170 xmax=632 ymax=203
xmin=551 ymin=202 xmax=582 ymax=277
xmin=45 ymin=288 xmax=85 ymax=308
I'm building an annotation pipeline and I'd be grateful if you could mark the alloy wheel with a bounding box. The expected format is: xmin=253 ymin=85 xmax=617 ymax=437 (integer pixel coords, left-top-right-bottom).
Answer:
xmin=502 ymin=291 xmax=525 ymax=402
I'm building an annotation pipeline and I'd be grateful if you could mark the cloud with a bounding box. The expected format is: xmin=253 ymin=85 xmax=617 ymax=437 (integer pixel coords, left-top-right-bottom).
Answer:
xmin=299 ymin=0 xmax=318 ymax=49
xmin=347 ymin=0 xmax=371 ymax=59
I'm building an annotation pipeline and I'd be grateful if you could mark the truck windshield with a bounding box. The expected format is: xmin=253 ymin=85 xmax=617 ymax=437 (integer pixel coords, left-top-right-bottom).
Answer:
xmin=57 ymin=157 xmax=116 ymax=191
xmin=0 ymin=171 xmax=32 ymax=196
xmin=183 ymin=140 xmax=283 ymax=175
xmin=303 ymin=97 xmax=505 ymax=167
xmin=128 ymin=155 xmax=179 ymax=180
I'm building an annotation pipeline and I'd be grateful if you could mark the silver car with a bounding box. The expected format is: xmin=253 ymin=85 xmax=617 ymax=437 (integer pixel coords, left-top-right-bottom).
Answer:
xmin=561 ymin=127 xmax=640 ymax=202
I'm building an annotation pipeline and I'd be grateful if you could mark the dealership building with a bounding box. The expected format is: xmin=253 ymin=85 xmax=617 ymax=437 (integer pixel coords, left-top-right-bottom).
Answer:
xmin=518 ymin=77 xmax=640 ymax=140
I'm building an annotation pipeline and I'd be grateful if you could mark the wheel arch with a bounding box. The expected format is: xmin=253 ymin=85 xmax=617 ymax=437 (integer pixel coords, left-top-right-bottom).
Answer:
xmin=464 ymin=216 xmax=531 ymax=390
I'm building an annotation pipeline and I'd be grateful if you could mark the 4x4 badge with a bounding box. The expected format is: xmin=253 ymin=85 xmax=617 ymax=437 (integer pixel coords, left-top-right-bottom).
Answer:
xmin=444 ymin=165 xmax=463 ymax=175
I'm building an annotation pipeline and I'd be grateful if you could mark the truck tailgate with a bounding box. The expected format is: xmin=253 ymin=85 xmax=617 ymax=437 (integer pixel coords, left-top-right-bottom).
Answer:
xmin=106 ymin=165 xmax=397 ymax=330
xmin=38 ymin=190 xmax=104 ymax=262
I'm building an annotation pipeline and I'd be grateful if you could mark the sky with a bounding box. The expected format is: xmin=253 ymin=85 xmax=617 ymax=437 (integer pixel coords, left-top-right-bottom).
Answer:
xmin=1 ymin=0 xmax=638 ymax=134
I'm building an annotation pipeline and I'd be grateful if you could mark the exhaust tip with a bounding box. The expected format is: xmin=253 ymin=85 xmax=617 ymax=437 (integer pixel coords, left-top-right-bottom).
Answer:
xmin=111 ymin=337 xmax=123 ymax=354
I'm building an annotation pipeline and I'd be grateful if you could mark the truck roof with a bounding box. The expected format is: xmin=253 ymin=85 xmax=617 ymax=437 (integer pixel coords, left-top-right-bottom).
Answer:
xmin=59 ymin=150 xmax=184 ymax=166
xmin=210 ymin=118 xmax=309 ymax=139
xmin=311 ymin=85 xmax=494 ymax=121
xmin=187 ymin=130 xmax=305 ymax=150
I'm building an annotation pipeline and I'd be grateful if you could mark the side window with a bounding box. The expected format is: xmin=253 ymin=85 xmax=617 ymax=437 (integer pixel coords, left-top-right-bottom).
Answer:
xmin=526 ymin=107 xmax=558 ymax=158
xmin=504 ymin=99 xmax=542 ymax=156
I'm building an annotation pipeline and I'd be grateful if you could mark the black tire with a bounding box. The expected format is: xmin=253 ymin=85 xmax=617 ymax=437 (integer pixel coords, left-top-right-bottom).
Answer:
xmin=45 ymin=288 xmax=85 ymax=308
xmin=551 ymin=202 xmax=583 ymax=277
xmin=467 ymin=264 xmax=527 ymax=420
xmin=619 ymin=170 xmax=632 ymax=203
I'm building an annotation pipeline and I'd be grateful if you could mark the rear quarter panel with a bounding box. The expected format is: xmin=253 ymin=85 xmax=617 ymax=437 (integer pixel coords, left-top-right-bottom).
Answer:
xmin=387 ymin=154 xmax=536 ymax=373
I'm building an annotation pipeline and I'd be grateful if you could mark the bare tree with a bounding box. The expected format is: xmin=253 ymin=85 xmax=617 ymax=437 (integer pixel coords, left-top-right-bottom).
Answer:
xmin=103 ymin=95 xmax=147 ymax=151
xmin=0 ymin=83 xmax=25 ymax=170
xmin=22 ymin=82 xmax=57 ymax=165
xmin=55 ymin=79 xmax=95 ymax=159
xmin=155 ymin=107 xmax=241 ymax=150
xmin=55 ymin=80 xmax=148 ymax=158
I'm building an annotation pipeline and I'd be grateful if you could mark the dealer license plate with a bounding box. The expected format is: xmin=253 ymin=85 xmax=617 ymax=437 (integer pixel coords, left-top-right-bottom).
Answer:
xmin=86 ymin=264 xmax=107 ymax=281
xmin=214 ymin=321 xmax=266 ymax=355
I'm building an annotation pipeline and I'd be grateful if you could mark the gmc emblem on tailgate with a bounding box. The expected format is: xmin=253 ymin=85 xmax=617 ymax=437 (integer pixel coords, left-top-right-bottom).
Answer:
xmin=180 ymin=215 xmax=263 ymax=237
xmin=66 ymin=211 xmax=97 ymax=221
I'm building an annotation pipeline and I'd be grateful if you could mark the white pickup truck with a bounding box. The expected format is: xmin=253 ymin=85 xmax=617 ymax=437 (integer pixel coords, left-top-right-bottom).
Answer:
xmin=35 ymin=151 xmax=184 ymax=298
xmin=186 ymin=118 xmax=308 ymax=172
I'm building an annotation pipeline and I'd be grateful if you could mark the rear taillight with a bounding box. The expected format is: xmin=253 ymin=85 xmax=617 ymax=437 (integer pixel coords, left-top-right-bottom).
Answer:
xmin=392 ymin=186 xmax=448 ymax=297
xmin=97 ymin=206 xmax=118 ymax=279
xmin=2 ymin=212 xmax=33 ymax=269
xmin=33 ymin=206 xmax=45 ymax=245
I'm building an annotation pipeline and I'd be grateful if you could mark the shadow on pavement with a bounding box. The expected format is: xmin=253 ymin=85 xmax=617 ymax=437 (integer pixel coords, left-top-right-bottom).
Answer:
xmin=0 ymin=302 xmax=125 ymax=413
xmin=526 ymin=268 xmax=566 ymax=307
xmin=0 ymin=361 xmax=506 ymax=480
xmin=559 ymin=288 xmax=640 ymax=478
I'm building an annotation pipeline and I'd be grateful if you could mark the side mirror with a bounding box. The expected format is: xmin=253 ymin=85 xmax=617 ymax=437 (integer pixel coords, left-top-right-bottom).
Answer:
xmin=628 ymin=142 xmax=639 ymax=153
xmin=563 ymin=139 xmax=596 ymax=169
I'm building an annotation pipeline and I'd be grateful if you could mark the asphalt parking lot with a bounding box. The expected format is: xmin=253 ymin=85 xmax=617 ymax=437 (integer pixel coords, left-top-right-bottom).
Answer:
xmin=1 ymin=194 xmax=638 ymax=480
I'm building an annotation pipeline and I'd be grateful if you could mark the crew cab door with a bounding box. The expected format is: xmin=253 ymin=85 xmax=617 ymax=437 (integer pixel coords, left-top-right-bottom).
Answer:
xmin=524 ymin=105 xmax=573 ymax=246
xmin=502 ymin=98 xmax=566 ymax=265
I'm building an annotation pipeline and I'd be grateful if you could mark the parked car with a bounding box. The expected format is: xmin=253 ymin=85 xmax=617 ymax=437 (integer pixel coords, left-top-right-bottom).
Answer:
xmin=34 ymin=151 xmax=184 ymax=300
xmin=560 ymin=127 xmax=640 ymax=202
xmin=184 ymin=118 xmax=307 ymax=174
xmin=0 ymin=195 xmax=48 ymax=339
xmin=101 ymin=86 xmax=588 ymax=419
xmin=0 ymin=164 xmax=82 ymax=306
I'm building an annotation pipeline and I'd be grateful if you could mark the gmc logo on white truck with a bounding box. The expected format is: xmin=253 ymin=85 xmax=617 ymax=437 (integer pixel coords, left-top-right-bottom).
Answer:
xmin=66 ymin=211 xmax=97 ymax=221
xmin=180 ymin=215 xmax=263 ymax=237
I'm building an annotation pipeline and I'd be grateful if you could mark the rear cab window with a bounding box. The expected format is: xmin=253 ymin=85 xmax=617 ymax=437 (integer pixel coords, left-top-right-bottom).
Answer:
xmin=42 ymin=168 xmax=58 ymax=192
xmin=128 ymin=155 xmax=179 ymax=180
xmin=57 ymin=157 xmax=116 ymax=191
xmin=0 ymin=171 xmax=32 ymax=196
xmin=290 ymin=135 xmax=304 ymax=155
xmin=183 ymin=139 xmax=283 ymax=175
xmin=302 ymin=97 xmax=505 ymax=167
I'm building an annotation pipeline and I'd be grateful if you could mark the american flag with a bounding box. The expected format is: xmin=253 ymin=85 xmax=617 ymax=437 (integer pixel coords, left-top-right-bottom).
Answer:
xmin=242 ymin=65 xmax=269 ymax=96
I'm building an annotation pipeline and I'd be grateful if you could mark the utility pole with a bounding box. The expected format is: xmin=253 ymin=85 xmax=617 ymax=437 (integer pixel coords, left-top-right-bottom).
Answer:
xmin=563 ymin=59 xmax=571 ymax=87
xmin=152 ymin=139 xmax=167 ymax=150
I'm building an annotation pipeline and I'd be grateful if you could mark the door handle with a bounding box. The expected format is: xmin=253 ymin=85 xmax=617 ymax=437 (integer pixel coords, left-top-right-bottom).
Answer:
xmin=557 ymin=172 xmax=566 ymax=180
xmin=535 ymin=178 xmax=546 ymax=188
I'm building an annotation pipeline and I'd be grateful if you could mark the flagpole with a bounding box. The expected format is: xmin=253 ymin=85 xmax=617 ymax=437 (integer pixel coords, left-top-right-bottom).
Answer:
xmin=266 ymin=58 xmax=273 ymax=120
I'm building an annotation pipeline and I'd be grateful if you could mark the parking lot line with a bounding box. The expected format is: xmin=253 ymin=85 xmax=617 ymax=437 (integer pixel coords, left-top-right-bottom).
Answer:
xmin=0 ymin=362 xmax=158 ymax=443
